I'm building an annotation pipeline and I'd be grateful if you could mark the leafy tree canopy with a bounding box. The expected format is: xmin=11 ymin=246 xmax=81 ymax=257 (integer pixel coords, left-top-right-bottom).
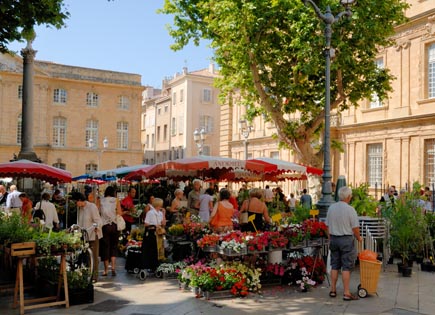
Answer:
xmin=160 ymin=0 xmax=408 ymax=166
xmin=0 ymin=0 xmax=69 ymax=52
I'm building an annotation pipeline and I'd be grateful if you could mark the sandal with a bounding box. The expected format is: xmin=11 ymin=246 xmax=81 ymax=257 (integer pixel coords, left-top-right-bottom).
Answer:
xmin=343 ymin=293 xmax=359 ymax=301
xmin=102 ymin=272 xmax=108 ymax=277
xmin=112 ymin=270 xmax=117 ymax=276
xmin=329 ymin=291 xmax=337 ymax=298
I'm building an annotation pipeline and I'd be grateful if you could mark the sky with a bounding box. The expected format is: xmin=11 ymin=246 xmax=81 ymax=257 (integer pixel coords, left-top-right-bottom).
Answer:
xmin=8 ymin=0 xmax=214 ymax=88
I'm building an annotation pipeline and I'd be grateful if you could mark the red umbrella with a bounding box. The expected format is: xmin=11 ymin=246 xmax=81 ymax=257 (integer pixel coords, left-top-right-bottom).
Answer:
xmin=0 ymin=159 xmax=72 ymax=184
xmin=247 ymin=157 xmax=323 ymax=176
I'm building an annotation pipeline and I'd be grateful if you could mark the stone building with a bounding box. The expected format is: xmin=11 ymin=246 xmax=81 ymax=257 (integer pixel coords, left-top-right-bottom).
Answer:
xmin=0 ymin=53 xmax=144 ymax=176
xmin=142 ymin=65 xmax=221 ymax=164
xmin=336 ymin=0 xmax=435 ymax=196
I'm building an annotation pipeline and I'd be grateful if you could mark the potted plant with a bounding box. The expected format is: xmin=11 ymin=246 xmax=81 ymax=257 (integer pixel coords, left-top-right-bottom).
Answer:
xmin=387 ymin=184 xmax=427 ymax=277
xmin=350 ymin=183 xmax=379 ymax=217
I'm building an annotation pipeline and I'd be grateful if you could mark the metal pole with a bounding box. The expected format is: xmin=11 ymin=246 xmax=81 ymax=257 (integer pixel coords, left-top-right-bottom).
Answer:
xmin=244 ymin=139 xmax=248 ymax=160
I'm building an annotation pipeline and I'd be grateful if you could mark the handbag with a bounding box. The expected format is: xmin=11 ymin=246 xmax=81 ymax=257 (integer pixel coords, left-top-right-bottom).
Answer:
xmin=240 ymin=199 xmax=250 ymax=224
xmin=32 ymin=200 xmax=46 ymax=222
xmin=156 ymin=226 xmax=166 ymax=235
xmin=116 ymin=215 xmax=126 ymax=231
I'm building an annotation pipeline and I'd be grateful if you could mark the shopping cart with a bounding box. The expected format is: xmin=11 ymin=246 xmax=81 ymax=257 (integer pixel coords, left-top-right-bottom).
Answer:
xmin=357 ymin=259 xmax=382 ymax=298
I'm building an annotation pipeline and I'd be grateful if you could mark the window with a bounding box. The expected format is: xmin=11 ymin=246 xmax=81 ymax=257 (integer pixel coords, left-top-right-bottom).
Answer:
xmin=178 ymin=115 xmax=184 ymax=134
xmin=171 ymin=117 xmax=177 ymax=136
xmin=200 ymin=115 xmax=214 ymax=133
xmin=85 ymin=120 xmax=98 ymax=147
xmin=164 ymin=104 xmax=169 ymax=113
xmin=369 ymin=59 xmax=384 ymax=108
xmin=180 ymin=89 xmax=184 ymax=102
xmin=116 ymin=121 xmax=128 ymax=150
xmin=18 ymin=85 xmax=22 ymax=99
xmin=270 ymin=151 xmax=279 ymax=159
xmin=157 ymin=126 xmax=161 ymax=142
xmin=53 ymin=162 xmax=66 ymax=170
xmin=146 ymin=135 xmax=149 ymax=148
xmin=202 ymin=88 xmax=212 ymax=102
xmin=86 ymin=92 xmax=99 ymax=107
xmin=425 ymin=139 xmax=435 ymax=186
xmin=428 ymin=44 xmax=435 ymax=99
xmin=157 ymin=107 xmax=162 ymax=115
xmin=367 ymin=143 xmax=383 ymax=188
xmin=16 ymin=114 xmax=22 ymax=144
xmin=164 ymin=124 xmax=168 ymax=141
xmin=172 ymin=92 xmax=176 ymax=105
xmin=53 ymin=117 xmax=67 ymax=147
xmin=151 ymin=133 xmax=155 ymax=147
xmin=53 ymin=88 xmax=67 ymax=104
xmin=118 ymin=96 xmax=130 ymax=109
xmin=86 ymin=163 xmax=97 ymax=174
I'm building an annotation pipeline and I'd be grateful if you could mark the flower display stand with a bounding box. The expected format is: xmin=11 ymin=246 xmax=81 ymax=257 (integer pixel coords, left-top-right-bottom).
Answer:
xmin=166 ymin=235 xmax=187 ymax=242
xmin=203 ymin=290 xmax=233 ymax=300
xmin=11 ymin=242 xmax=70 ymax=315
xmin=289 ymin=240 xmax=306 ymax=250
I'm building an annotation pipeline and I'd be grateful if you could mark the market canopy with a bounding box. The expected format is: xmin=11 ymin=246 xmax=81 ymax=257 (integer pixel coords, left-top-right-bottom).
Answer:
xmin=0 ymin=159 xmax=72 ymax=184
xmin=247 ymin=157 xmax=323 ymax=176
xmin=125 ymin=156 xmax=275 ymax=181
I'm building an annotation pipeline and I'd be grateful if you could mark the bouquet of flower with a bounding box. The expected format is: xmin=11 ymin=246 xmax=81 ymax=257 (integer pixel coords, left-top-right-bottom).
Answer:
xmin=197 ymin=234 xmax=220 ymax=248
xmin=184 ymin=222 xmax=206 ymax=240
xmin=220 ymin=239 xmax=247 ymax=253
xmin=266 ymin=231 xmax=289 ymax=248
xmin=168 ymin=224 xmax=185 ymax=236
xmin=296 ymin=267 xmax=316 ymax=291
xmin=281 ymin=223 xmax=305 ymax=245
xmin=245 ymin=232 xmax=269 ymax=251
xmin=302 ymin=219 xmax=327 ymax=239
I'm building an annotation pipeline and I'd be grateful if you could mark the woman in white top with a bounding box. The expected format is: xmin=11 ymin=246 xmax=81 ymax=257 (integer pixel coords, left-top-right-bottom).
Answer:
xmin=169 ymin=189 xmax=185 ymax=225
xmin=74 ymin=192 xmax=103 ymax=282
xmin=99 ymin=186 xmax=122 ymax=277
xmin=142 ymin=198 xmax=166 ymax=270
xmin=199 ymin=188 xmax=214 ymax=222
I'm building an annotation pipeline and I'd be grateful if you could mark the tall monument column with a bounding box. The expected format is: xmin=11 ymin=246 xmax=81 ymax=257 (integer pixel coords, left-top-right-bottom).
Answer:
xmin=17 ymin=39 xmax=39 ymax=162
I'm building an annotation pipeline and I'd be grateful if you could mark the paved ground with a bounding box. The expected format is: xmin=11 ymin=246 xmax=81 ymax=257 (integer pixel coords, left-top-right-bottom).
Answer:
xmin=1 ymin=258 xmax=434 ymax=315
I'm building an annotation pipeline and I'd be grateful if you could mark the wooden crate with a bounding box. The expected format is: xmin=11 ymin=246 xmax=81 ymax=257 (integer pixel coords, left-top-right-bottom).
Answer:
xmin=11 ymin=242 xmax=36 ymax=257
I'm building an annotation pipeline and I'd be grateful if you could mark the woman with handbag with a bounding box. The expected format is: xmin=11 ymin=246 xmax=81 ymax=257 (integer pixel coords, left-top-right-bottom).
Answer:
xmin=239 ymin=188 xmax=271 ymax=232
xmin=142 ymin=198 xmax=166 ymax=271
xmin=209 ymin=189 xmax=235 ymax=233
xmin=99 ymin=186 xmax=122 ymax=277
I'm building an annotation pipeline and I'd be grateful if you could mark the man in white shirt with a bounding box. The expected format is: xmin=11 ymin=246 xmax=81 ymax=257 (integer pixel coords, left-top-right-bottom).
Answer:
xmin=264 ymin=185 xmax=274 ymax=203
xmin=6 ymin=185 xmax=22 ymax=214
xmin=34 ymin=193 xmax=59 ymax=229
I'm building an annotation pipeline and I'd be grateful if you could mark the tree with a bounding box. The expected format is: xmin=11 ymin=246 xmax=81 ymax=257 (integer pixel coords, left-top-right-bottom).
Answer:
xmin=160 ymin=0 xmax=408 ymax=166
xmin=0 ymin=0 xmax=69 ymax=52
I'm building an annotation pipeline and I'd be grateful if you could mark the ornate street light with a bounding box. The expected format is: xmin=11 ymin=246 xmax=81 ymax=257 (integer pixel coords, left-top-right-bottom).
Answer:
xmin=302 ymin=0 xmax=354 ymax=218
xmin=193 ymin=128 xmax=207 ymax=155
xmin=239 ymin=119 xmax=254 ymax=160
xmin=88 ymin=136 xmax=109 ymax=171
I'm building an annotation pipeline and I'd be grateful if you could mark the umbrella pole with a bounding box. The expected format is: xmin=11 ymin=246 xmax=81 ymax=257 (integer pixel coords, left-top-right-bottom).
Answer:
xmin=65 ymin=195 xmax=69 ymax=229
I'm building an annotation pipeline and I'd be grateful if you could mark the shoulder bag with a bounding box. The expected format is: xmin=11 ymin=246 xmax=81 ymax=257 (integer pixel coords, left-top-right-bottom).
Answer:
xmin=240 ymin=200 xmax=249 ymax=224
xmin=116 ymin=214 xmax=126 ymax=231
xmin=32 ymin=200 xmax=46 ymax=222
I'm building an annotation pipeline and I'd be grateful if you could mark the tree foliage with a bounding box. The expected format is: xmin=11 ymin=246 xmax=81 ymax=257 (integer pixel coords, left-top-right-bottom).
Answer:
xmin=0 ymin=0 xmax=69 ymax=52
xmin=160 ymin=0 xmax=408 ymax=166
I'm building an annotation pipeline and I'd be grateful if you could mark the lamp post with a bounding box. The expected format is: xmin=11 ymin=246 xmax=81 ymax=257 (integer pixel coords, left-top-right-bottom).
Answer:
xmin=193 ymin=128 xmax=207 ymax=155
xmin=239 ymin=119 xmax=254 ymax=160
xmin=88 ymin=136 xmax=109 ymax=171
xmin=302 ymin=0 xmax=354 ymax=218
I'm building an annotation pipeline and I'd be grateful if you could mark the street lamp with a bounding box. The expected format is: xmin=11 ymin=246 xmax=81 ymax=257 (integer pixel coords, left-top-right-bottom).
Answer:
xmin=193 ymin=128 xmax=207 ymax=155
xmin=239 ymin=119 xmax=254 ymax=160
xmin=88 ymin=136 xmax=109 ymax=171
xmin=302 ymin=0 xmax=354 ymax=218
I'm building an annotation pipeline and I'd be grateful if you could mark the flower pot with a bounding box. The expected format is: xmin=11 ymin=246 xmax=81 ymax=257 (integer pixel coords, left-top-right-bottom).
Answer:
xmin=268 ymin=250 xmax=283 ymax=264
xmin=401 ymin=267 xmax=412 ymax=277
xmin=67 ymin=284 xmax=94 ymax=305
xmin=202 ymin=245 xmax=219 ymax=252
xmin=203 ymin=289 xmax=233 ymax=300
xmin=301 ymin=288 xmax=308 ymax=293
xmin=397 ymin=262 xmax=404 ymax=273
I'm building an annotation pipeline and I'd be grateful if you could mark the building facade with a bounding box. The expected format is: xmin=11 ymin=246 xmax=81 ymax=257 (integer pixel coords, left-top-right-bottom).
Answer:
xmin=0 ymin=53 xmax=144 ymax=177
xmin=142 ymin=65 xmax=221 ymax=164
xmin=336 ymin=0 xmax=435 ymax=196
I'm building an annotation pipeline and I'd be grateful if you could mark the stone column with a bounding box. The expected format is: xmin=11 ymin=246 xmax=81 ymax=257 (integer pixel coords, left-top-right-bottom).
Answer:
xmin=17 ymin=40 xmax=39 ymax=161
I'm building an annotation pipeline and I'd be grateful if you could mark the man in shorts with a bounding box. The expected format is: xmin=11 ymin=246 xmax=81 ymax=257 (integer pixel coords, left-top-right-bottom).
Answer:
xmin=326 ymin=186 xmax=362 ymax=301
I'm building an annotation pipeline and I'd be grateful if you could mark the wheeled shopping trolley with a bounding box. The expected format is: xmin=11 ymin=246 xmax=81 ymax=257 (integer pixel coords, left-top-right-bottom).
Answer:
xmin=358 ymin=259 xmax=382 ymax=298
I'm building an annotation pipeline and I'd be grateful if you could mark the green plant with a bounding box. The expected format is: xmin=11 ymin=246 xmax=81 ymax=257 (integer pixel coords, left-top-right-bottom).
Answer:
xmin=292 ymin=204 xmax=310 ymax=222
xmin=388 ymin=184 xmax=427 ymax=266
xmin=350 ymin=183 xmax=378 ymax=217
xmin=0 ymin=212 xmax=37 ymax=245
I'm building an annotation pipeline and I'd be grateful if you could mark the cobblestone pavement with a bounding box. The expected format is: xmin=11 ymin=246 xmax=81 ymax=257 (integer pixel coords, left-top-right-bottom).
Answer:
xmin=1 ymin=258 xmax=434 ymax=315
